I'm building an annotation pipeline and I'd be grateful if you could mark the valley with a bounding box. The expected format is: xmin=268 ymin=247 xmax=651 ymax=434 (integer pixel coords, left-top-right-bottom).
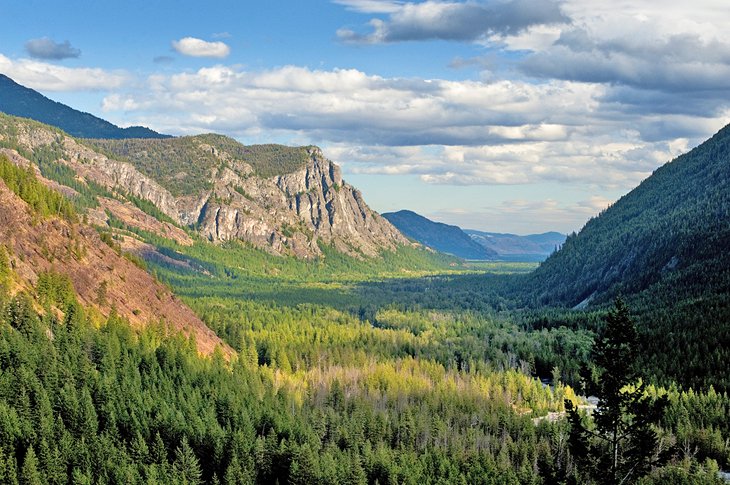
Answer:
xmin=0 ymin=76 xmax=728 ymax=484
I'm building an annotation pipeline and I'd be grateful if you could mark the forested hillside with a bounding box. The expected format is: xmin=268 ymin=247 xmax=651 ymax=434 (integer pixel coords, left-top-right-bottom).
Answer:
xmin=1 ymin=192 xmax=728 ymax=483
xmin=0 ymin=153 xmax=231 ymax=357
xmin=528 ymin=124 xmax=730 ymax=307
xmin=0 ymin=74 xmax=168 ymax=139
xmin=517 ymin=123 xmax=730 ymax=391
xmin=88 ymin=135 xmax=313 ymax=191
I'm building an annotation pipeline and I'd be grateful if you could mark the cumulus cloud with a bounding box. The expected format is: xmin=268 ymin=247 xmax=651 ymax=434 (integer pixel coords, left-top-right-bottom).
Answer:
xmin=100 ymin=64 xmax=724 ymax=193
xmin=336 ymin=0 xmax=730 ymax=124
xmin=337 ymin=0 xmax=568 ymax=44
xmin=0 ymin=54 xmax=128 ymax=91
xmin=521 ymin=29 xmax=730 ymax=93
xmin=24 ymin=38 xmax=81 ymax=60
xmin=102 ymin=65 xmax=598 ymax=146
xmin=336 ymin=136 xmax=684 ymax=189
xmin=172 ymin=37 xmax=230 ymax=58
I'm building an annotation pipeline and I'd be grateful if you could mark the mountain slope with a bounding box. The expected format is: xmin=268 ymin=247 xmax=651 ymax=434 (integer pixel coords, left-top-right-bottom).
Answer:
xmin=520 ymin=124 xmax=730 ymax=391
xmin=528 ymin=124 xmax=730 ymax=307
xmin=0 ymin=73 xmax=169 ymax=139
xmin=0 ymin=152 xmax=232 ymax=357
xmin=0 ymin=114 xmax=407 ymax=258
xmin=466 ymin=230 xmax=565 ymax=262
xmin=382 ymin=210 xmax=497 ymax=260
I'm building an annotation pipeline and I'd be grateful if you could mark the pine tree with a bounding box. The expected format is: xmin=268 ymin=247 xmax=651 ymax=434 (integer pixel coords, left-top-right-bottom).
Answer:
xmin=566 ymin=298 xmax=668 ymax=484
xmin=0 ymin=446 xmax=19 ymax=485
xmin=20 ymin=446 xmax=43 ymax=485
xmin=172 ymin=437 xmax=203 ymax=485
xmin=288 ymin=443 xmax=319 ymax=485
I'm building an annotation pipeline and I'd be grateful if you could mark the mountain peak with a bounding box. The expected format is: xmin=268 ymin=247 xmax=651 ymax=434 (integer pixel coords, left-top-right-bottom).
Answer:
xmin=383 ymin=210 xmax=497 ymax=260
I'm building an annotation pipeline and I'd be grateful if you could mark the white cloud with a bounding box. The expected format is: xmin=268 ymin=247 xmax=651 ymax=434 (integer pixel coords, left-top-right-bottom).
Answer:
xmin=172 ymin=37 xmax=230 ymax=58
xmin=0 ymin=54 xmax=128 ymax=91
xmin=100 ymin=63 xmax=728 ymax=192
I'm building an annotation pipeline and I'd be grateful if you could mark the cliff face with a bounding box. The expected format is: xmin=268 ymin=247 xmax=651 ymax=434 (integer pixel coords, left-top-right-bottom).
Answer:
xmin=0 ymin=115 xmax=407 ymax=258
xmin=195 ymin=147 xmax=408 ymax=257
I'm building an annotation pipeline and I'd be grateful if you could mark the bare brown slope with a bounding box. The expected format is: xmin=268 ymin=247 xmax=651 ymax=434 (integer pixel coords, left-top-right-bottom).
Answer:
xmin=0 ymin=179 xmax=233 ymax=358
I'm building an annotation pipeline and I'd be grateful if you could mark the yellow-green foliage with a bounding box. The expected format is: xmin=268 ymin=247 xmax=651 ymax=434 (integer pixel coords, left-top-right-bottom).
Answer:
xmin=0 ymin=155 xmax=75 ymax=220
xmin=36 ymin=270 xmax=77 ymax=309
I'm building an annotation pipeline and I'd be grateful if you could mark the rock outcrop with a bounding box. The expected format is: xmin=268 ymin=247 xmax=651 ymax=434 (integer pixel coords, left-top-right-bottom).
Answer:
xmin=0 ymin=115 xmax=408 ymax=258
xmin=194 ymin=147 xmax=408 ymax=257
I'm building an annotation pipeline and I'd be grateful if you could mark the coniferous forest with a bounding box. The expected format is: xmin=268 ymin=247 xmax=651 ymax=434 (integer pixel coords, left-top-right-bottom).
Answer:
xmin=0 ymin=147 xmax=729 ymax=483
xmin=0 ymin=54 xmax=728 ymax=483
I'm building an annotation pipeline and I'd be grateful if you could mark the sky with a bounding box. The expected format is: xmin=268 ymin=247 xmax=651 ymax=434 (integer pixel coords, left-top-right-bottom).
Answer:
xmin=1 ymin=0 xmax=729 ymax=234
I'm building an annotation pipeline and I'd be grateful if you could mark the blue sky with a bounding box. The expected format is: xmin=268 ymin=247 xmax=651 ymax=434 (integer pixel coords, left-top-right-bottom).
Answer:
xmin=2 ymin=0 xmax=730 ymax=234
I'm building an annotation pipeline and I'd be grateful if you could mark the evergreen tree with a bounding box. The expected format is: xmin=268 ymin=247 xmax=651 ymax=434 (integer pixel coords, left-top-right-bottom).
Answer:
xmin=567 ymin=298 xmax=668 ymax=484
xmin=172 ymin=437 xmax=203 ymax=485
xmin=0 ymin=446 xmax=19 ymax=485
xmin=20 ymin=446 xmax=43 ymax=485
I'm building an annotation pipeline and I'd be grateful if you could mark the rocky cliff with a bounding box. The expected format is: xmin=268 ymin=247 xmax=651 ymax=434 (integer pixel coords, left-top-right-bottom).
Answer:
xmin=0 ymin=114 xmax=407 ymax=258
xmin=195 ymin=146 xmax=407 ymax=257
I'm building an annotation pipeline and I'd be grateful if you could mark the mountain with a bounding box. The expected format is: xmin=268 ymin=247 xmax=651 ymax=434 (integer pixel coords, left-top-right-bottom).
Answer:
xmin=521 ymin=123 xmax=730 ymax=390
xmin=466 ymin=230 xmax=565 ymax=262
xmin=0 ymin=73 xmax=169 ymax=139
xmin=528 ymin=124 xmax=730 ymax=308
xmin=0 ymin=113 xmax=407 ymax=258
xmin=382 ymin=210 xmax=497 ymax=260
xmin=0 ymin=150 xmax=232 ymax=357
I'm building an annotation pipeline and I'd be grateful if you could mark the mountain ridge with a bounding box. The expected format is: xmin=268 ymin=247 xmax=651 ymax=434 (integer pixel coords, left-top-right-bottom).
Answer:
xmin=527 ymin=123 xmax=730 ymax=307
xmin=382 ymin=210 xmax=497 ymax=260
xmin=0 ymin=73 xmax=169 ymax=139
xmin=0 ymin=112 xmax=408 ymax=259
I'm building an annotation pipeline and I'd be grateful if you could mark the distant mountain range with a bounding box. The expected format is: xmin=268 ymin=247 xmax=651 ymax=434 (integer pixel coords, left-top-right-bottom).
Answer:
xmin=382 ymin=210 xmax=497 ymax=260
xmin=466 ymin=230 xmax=565 ymax=262
xmin=0 ymin=74 xmax=169 ymax=139
xmin=382 ymin=210 xmax=565 ymax=261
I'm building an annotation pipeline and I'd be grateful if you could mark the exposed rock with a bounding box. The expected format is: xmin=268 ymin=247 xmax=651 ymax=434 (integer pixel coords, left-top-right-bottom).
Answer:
xmin=1 ymin=116 xmax=408 ymax=258
xmin=99 ymin=197 xmax=193 ymax=246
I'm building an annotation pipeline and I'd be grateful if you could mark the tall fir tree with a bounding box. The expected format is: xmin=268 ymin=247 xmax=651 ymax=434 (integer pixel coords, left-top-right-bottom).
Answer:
xmin=566 ymin=298 xmax=668 ymax=484
xmin=172 ymin=437 xmax=203 ymax=485
xmin=20 ymin=446 xmax=42 ymax=485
